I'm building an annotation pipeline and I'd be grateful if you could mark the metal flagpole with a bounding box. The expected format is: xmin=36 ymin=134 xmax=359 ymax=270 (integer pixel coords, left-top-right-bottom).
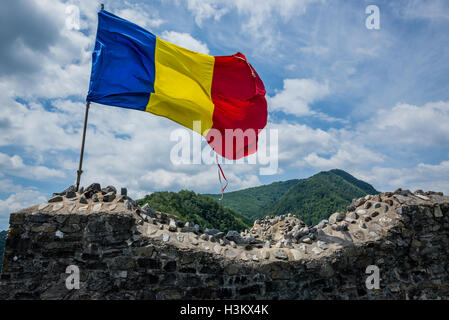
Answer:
xmin=75 ymin=101 xmax=90 ymax=191
xmin=75 ymin=3 xmax=104 ymax=191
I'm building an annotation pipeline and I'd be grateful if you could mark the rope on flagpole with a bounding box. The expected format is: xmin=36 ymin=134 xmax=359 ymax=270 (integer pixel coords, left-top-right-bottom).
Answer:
xmin=216 ymin=153 xmax=228 ymax=200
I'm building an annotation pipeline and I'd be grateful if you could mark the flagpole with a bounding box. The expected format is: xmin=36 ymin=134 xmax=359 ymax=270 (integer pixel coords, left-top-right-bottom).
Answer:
xmin=75 ymin=101 xmax=90 ymax=192
xmin=75 ymin=3 xmax=104 ymax=192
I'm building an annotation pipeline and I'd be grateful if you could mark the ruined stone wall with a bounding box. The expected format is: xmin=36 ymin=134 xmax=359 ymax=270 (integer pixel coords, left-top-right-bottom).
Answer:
xmin=0 ymin=187 xmax=448 ymax=300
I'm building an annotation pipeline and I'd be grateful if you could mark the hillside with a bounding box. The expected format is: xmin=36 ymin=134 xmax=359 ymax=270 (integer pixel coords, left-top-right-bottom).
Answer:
xmin=205 ymin=179 xmax=299 ymax=219
xmin=206 ymin=169 xmax=379 ymax=226
xmin=0 ymin=231 xmax=6 ymax=270
xmin=328 ymin=169 xmax=378 ymax=194
xmin=137 ymin=190 xmax=251 ymax=232
xmin=267 ymin=170 xmax=379 ymax=225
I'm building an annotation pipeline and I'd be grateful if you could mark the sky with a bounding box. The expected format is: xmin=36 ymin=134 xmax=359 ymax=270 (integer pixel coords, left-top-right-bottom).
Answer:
xmin=1 ymin=0 xmax=449 ymax=229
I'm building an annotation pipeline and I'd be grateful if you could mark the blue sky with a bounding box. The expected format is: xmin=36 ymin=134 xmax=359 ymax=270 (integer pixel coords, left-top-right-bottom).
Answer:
xmin=1 ymin=0 xmax=449 ymax=229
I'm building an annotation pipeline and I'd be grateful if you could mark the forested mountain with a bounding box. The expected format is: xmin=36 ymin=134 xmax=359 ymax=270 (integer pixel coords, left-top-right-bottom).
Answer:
xmin=137 ymin=190 xmax=251 ymax=232
xmin=266 ymin=170 xmax=378 ymax=225
xmin=137 ymin=170 xmax=378 ymax=231
xmin=206 ymin=169 xmax=378 ymax=226
xmin=205 ymin=179 xmax=299 ymax=219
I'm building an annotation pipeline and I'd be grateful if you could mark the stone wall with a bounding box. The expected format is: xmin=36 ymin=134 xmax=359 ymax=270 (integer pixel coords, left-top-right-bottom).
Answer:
xmin=0 ymin=185 xmax=448 ymax=300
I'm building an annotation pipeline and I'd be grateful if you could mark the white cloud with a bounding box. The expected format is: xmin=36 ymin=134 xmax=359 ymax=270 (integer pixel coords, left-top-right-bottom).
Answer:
xmin=303 ymin=143 xmax=384 ymax=169
xmin=354 ymin=160 xmax=449 ymax=195
xmin=362 ymin=101 xmax=449 ymax=147
xmin=186 ymin=0 xmax=321 ymax=27
xmin=184 ymin=0 xmax=322 ymax=49
xmin=0 ymin=152 xmax=65 ymax=180
xmin=269 ymin=78 xmax=330 ymax=117
xmin=269 ymin=99 xmax=449 ymax=194
xmin=161 ymin=31 xmax=210 ymax=54
xmin=402 ymin=0 xmax=449 ymax=20
xmin=186 ymin=0 xmax=229 ymax=26
xmin=0 ymin=189 xmax=47 ymax=227
xmin=116 ymin=6 xmax=164 ymax=29
xmin=0 ymin=0 xmax=93 ymax=100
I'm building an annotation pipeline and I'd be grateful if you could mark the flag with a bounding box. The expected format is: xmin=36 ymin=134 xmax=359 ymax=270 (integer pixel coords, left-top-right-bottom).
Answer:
xmin=87 ymin=10 xmax=267 ymax=160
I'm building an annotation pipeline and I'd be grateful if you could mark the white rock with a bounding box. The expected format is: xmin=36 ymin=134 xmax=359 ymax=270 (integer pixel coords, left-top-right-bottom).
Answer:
xmin=168 ymin=219 xmax=177 ymax=232
xmin=52 ymin=203 xmax=63 ymax=212
xmin=317 ymin=241 xmax=328 ymax=250
xmin=312 ymin=247 xmax=322 ymax=255
xmin=291 ymin=249 xmax=302 ymax=261
xmin=415 ymin=194 xmax=430 ymax=201
xmin=213 ymin=245 xmax=222 ymax=254
xmin=109 ymin=204 xmax=117 ymax=211
xmin=356 ymin=209 xmax=367 ymax=215
xmin=68 ymin=204 xmax=76 ymax=213
xmin=55 ymin=230 xmax=64 ymax=239
xmin=302 ymin=237 xmax=312 ymax=244
xmin=92 ymin=203 xmax=102 ymax=212
xmin=38 ymin=203 xmax=49 ymax=210
xmin=162 ymin=233 xmax=170 ymax=243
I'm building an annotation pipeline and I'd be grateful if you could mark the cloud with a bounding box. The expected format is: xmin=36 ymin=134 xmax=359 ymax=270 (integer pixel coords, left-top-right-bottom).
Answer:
xmin=269 ymin=78 xmax=330 ymax=117
xmin=0 ymin=0 xmax=61 ymax=76
xmin=0 ymin=0 xmax=93 ymax=99
xmin=401 ymin=0 xmax=449 ymax=20
xmin=361 ymin=101 xmax=449 ymax=147
xmin=161 ymin=31 xmax=210 ymax=54
xmin=0 ymin=189 xmax=47 ymax=228
xmin=186 ymin=0 xmax=322 ymax=27
xmin=185 ymin=0 xmax=230 ymax=26
xmin=0 ymin=152 xmax=65 ymax=180
xmin=184 ymin=0 xmax=323 ymax=49
xmin=270 ymin=99 xmax=449 ymax=194
xmin=0 ymin=97 xmax=82 ymax=153
xmin=354 ymin=160 xmax=449 ymax=195
xmin=116 ymin=6 xmax=164 ymax=29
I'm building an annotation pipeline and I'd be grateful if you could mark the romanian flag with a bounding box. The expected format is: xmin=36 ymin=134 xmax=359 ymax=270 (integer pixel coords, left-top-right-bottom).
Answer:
xmin=87 ymin=10 xmax=267 ymax=160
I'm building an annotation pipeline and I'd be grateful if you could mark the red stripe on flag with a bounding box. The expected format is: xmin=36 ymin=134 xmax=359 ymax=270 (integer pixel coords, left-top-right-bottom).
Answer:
xmin=207 ymin=53 xmax=267 ymax=160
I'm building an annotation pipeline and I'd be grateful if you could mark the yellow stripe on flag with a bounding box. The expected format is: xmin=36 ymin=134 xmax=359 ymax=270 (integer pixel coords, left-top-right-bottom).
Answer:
xmin=146 ymin=37 xmax=215 ymax=135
